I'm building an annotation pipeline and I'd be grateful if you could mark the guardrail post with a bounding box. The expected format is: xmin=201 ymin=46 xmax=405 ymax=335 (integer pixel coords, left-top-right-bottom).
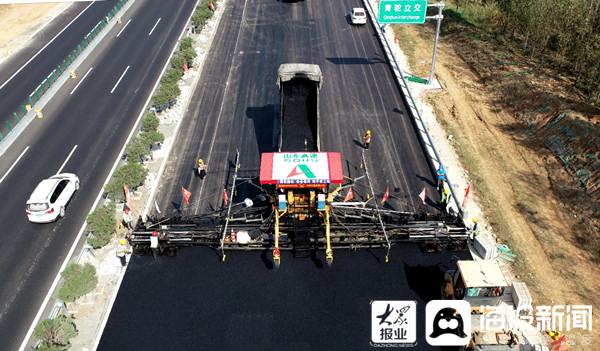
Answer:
xmin=6 ymin=121 xmax=12 ymax=132
xmin=46 ymin=77 xmax=52 ymax=87
xmin=0 ymin=132 xmax=3 ymax=141
xmin=94 ymin=27 xmax=98 ymax=36
xmin=21 ymin=105 xmax=27 ymax=114
xmin=57 ymin=65 xmax=62 ymax=74
xmin=13 ymin=112 xmax=19 ymax=123
xmin=34 ymin=90 xmax=40 ymax=100
xmin=63 ymin=60 xmax=68 ymax=70
xmin=73 ymin=49 xmax=77 ymax=59
xmin=40 ymin=83 xmax=46 ymax=93
xmin=68 ymin=55 xmax=73 ymax=64
xmin=82 ymin=39 xmax=86 ymax=49
xmin=28 ymin=97 xmax=33 ymax=106
xmin=53 ymin=70 xmax=58 ymax=80
xmin=77 ymin=44 xmax=82 ymax=54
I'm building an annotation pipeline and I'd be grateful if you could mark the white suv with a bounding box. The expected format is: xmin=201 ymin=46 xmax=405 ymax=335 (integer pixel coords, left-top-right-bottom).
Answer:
xmin=350 ymin=8 xmax=367 ymax=25
xmin=26 ymin=173 xmax=80 ymax=223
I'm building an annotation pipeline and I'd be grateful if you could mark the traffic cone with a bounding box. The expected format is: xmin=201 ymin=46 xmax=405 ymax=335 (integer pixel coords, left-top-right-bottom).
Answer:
xmin=224 ymin=235 xmax=230 ymax=243
xmin=231 ymin=228 xmax=237 ymax=243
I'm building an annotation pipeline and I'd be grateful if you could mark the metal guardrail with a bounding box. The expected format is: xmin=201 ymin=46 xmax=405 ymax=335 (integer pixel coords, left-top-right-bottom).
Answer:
xmin=1 ymin=0 xmax=130 ymax=143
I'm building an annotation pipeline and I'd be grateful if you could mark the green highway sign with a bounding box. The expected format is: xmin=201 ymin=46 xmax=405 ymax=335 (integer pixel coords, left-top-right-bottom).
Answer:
xmin=379 ymin=0 xmax=428 ymax=24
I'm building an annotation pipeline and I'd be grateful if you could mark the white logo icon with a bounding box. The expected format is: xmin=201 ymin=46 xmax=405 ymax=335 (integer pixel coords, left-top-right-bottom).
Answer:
xmin=426 ymin=300 xmax=471 ymax=346
xmin=371 ymin=300 xmax=416 ymax=344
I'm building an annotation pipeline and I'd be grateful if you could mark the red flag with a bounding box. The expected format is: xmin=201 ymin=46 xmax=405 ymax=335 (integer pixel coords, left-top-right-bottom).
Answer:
xmin=551 ymin=335 xmax=569 ymax=351
xmin=343 ymin=188 xmax=354 ymax=202
xmin=381 ymin=187 xmax=389 ymax=204
xmin=182 ymin=187 xmax=192 ymax=205
xmin=464 ymin=182 xmax=471 ymax=198
xmin=123 ymin=184 xmax=134 ymax=207
xmin=223 ymin=189 xmax=229 ymax=206
xmin=183 ymin=61 xmax=188 ymax=72
xmin=418 ymin=188 xmax=426 ymax=205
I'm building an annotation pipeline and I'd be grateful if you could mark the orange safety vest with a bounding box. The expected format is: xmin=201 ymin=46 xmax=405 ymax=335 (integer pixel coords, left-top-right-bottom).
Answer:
xmin=365 ymin=134 xmax=371 ymax=143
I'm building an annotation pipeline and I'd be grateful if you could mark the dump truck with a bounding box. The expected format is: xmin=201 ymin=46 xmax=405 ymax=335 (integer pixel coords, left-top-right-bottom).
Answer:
xmin=442 ymin=260 xmax=509 ymax=313
xmin=277 ymin=63 xmax=323 ymax=152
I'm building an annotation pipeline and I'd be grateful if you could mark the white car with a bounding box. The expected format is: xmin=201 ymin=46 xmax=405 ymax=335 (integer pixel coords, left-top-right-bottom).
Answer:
xmin=350 ymin=8 xmax=367 ymax=25
xmin=26 ymin=173 xmax=80 ymax=223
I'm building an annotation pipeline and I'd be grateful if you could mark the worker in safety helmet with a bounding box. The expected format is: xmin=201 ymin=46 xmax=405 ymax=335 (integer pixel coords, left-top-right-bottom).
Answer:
xmin=150 ymin=231 xmax=159 ymax=260
xmin=116 ymin=239 xmax=130 ymax=267
xmin=364 ymin=130 xmax=372 ymax=150
xmin=440 ymin=188 xmax=450 ymax=213
xmin=470 ymin=218 xmax=481 ymax=240
xmin=436 ymin=165 xmax=446 ymax=192
xmin=197 ymin=158 xmax=207 ymax=181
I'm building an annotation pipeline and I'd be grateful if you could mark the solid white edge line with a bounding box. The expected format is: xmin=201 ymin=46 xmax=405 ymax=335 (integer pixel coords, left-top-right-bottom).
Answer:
xmin=70 ymin=67 xmax=93 ymax=95
xmin=148 ymin=17 xmax=161 ymax=36
xmin=116 ymin=18 xmax=132 ymax=38
xmin=0 ymin=146 xmax=29 ymax=184
xmin=56 ymin=145 xmax=78 ymax=175
xmin=110 ymin=65 xmax=130 ymax=94
xmin=0 ymin=2 xmax=95 ymax=91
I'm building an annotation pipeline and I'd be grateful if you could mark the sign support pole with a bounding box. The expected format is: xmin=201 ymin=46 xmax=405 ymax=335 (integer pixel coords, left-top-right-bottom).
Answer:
xmin=427 ymin=2 xmax=445 ymax=85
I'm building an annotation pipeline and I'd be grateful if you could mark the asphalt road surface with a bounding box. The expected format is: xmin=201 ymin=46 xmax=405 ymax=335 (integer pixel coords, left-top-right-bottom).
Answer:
xmin=0 ymin=2 xmax=116 ymax=138
xmin=99 ymin=0 xmax=462 ymax=350
xmin=0 ymin=1 xmax=197 ymax=349
xmin=151 ymin=0 xmax=441 ymax=219
xmin=99 ymin=245 xmax=469 ymax=350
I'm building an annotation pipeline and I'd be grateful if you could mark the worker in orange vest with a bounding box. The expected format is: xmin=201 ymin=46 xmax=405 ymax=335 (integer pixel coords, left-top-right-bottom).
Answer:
xmin=364 ymin=130 xmax=372 ymax=149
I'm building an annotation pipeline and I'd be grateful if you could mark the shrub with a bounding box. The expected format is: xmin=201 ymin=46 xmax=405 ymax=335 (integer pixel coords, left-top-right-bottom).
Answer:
xmin=57 ymin=263 xmax=98 ymax=302
xmin=33 ymin=315 xmax=77 ymax=351
xmin=106 ymin=163 xmax=149 ymax=202
xmin=86 ymin=202 xmax=116 ymax=248
xmin=160 ymin=68 xmax=182 ymax=86
xmin=180 ymin=46 xmax=197 ymax=64
xmin=140 ymin=130 xmax=164 ymax=148
xmin=141 ymin=112 xmax=160 ymax=132
xmin=153 ymin=81 xmax=180 ymax=107
xmin=191 ymin=5 xmax=213 ymax=27
xmin=170 ymin=54 xmax=186 ymax=75
xmin=180 ymin=37 xmax=194 ymax=51
xmin=125 ymin=136 xmax=148 ymax=163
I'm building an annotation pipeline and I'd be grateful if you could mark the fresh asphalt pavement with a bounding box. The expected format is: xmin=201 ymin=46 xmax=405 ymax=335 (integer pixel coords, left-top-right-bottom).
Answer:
xmin=0 ymin=1 xmax=197 ymax=349
xmin=99 ymin=0 xmax=462 ymax=350
xmin=151 ymin=0 xmax=441 ymax=219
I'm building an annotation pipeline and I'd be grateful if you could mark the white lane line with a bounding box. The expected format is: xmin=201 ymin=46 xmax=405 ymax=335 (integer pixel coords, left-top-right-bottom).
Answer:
xmin=56 ymin=145 xmax=78 ymax=175
xmin=70 ymin=67 xmax=93 ymax=95
xmin=0 ymin=2 xmax=95 ymax=91
xmin=110 ymin=65 xmax=130 ymax=94
xmin=0 ymin=146 xmax=29 ymax=185
xmin=116 ymin=18 xmax=132 ymax=37
xmin=148 ymin=18 xmax=161 ymax=36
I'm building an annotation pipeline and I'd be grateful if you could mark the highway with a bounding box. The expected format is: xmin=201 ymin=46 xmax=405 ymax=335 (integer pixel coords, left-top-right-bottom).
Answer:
xmin=151 ymin=0 xmax=441 ymax=219
xmin=0 ymin=1 xmax=197 ymax=349
xmin=99 ymin=0 xmax=458 ymax=350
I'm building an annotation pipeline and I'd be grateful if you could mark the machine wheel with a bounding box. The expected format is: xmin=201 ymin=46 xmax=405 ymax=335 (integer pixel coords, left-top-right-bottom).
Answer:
xmin=74 ymin=180 xmax=80 ymax=191
xmin=59 ymin=206 xmax=65 ymax=217
xmin=274 ymin=259 xmax=280 ymax=269
xmin=326 ymin=257 xmax=333 ymax=268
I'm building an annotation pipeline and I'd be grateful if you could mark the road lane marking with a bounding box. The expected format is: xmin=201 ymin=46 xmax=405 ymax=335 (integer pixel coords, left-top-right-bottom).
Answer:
xmin=56 ymin=145 xmax=78 ymax=175
xmin=149 ymin=18 xmax=161 ymax=36
xmin=110 ymin=65 xmax=130 ymax=94
xmin=70 ymin=67 xmax=93 ymax=95
xmin=116 ymin=18 xmax=132 ymax=37
xmin=0 ymin=146 xmax=29 ymax=185
xmin=0 ymin=2 xmax=95 ymax=91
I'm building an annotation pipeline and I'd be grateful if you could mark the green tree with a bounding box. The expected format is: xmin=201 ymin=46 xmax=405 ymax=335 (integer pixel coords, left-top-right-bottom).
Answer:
xmin=106 ymin=163 xmax=149 ymax=202
xmin=160 ymin=68 xmax=182 ymax=86
xmin=57 ymin=263 xmax=98 ymax=302
xmin=140 ymin=130 xmax=165 ymax=148
xmin=141 ymin=112 xmax=160 ymax=132
xmin=126 ymin=136 xmax=148 ymax=163
xmin=33 ymin=315 xmax=77 ymax=351
xmin=86 ymin=202 xmax=116 ymax=248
